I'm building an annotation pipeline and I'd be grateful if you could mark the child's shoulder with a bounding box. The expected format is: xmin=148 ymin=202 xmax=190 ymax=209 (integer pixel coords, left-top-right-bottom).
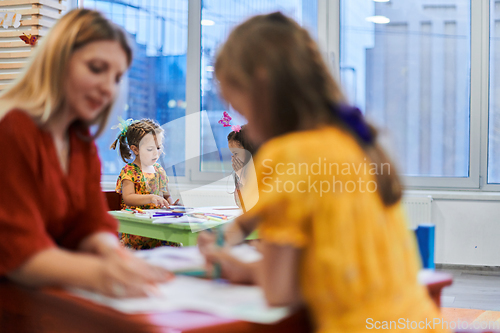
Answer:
xmin=257 ymin=126 xmax=361 ymax=162
xmin=119 ymin=163 xmax=141 ymax=174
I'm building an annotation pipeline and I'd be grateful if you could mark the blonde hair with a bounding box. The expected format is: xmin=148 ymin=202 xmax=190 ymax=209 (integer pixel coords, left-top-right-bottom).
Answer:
xmin=215 ymin=12 xmax=402 ymax=206
xmin=0 ymin=9 xmax=132 ymax=138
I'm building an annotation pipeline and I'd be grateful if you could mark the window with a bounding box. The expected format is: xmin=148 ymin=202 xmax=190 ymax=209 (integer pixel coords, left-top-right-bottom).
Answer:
xmin=489 ymin=0 xmax=500 ymax=184
xmin=199 ymin=0 xmax=318 ymax=174
xmin=72 ymin=1 xmax=498 ymax=190
xmin=82 ymin=0 xmax=188 ymax=178
xmin=340 ymin=0 xmax=471 ymax=180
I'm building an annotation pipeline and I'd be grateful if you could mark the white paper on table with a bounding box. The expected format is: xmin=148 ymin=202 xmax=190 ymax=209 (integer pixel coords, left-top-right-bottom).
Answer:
xmin=229 ymin=244 xmax=263 ymax=263
xmin=134 ymin=245 xmax=206 ymax=272
xmin=69 ymin=275 xmax=288 ymax=324
xmin=191 ymin=206 xmax=243 ymax=218
xmin=151 ymin=206 xmax=242 ymax=227
xmin=133 ymin=244 xmax=262 ymax=271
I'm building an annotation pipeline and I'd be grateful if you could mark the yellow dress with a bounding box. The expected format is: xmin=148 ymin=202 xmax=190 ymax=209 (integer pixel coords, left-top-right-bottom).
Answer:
xmin=241 ymin=126 xmax=449 ymax=333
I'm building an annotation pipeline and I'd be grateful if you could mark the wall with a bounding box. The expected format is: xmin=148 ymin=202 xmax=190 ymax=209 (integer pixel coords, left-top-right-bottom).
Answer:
xmin=0 ymin=0 xmax=67 ymax=90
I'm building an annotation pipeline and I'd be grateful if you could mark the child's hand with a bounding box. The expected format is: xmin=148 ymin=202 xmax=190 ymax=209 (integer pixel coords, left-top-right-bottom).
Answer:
xmin=198 ymin=221 xmax=247 ymax=247
xmin=150 ymin=194 xmax=169 ymax=208
xmin=198 ymin=231 xmax=217 ymax=255
xmin=198 ymin=231 xmax=253 ymax=284
xmin=232 ymin=156 xmax=244 ymax=173
xmin=202 ymin=246 xmax=253 ymax=284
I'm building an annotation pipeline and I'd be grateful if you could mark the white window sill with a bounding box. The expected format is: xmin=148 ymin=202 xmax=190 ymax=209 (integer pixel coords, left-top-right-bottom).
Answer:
xmin=102 ymin=181 xmax=500 ymax=201
xmin=405 ymin=190 xmax=500 ymax=201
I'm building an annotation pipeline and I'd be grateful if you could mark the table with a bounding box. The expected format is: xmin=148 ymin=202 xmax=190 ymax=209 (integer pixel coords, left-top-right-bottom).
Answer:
xmin=0 ymin=279 xmax=313 ymax=333
xmin=105 ymin=192 xmax=241 ymax=246
xmin=111 ymin=211 xmax=218 ymax=246
xmin=0 ymin=271 xmax=452 ymax=333
xmin=111 ymin=210 xmax=258 ymax=246
xmin=418 ymin=269 xmax=453 ymax=308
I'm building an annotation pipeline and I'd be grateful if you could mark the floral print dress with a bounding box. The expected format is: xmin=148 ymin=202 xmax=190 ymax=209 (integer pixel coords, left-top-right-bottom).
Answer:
xmin=116 ymin=163 xmax=179 ymax=249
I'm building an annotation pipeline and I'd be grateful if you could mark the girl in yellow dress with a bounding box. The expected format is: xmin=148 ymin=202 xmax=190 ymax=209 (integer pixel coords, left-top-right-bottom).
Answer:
xmin=199 ymin=12 xmax=449 ymax=333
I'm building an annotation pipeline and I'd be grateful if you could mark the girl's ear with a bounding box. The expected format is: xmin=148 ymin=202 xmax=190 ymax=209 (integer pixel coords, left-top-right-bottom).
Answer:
xmin=130 ymin=145 xmax=139 ymax=155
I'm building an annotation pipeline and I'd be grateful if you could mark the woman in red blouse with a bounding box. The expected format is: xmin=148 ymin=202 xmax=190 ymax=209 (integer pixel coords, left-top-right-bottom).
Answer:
xmin=0 ymin=9 xmax=171 ymax=297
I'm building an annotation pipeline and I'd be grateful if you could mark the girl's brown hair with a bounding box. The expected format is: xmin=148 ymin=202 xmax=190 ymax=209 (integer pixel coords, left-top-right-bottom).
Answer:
xmin=227 ymin=125 xmax=256 ymax=160
xmin=215 ymin=12 xmax=402 ymax=206
xmin=111 ymin=119 xmax=163 ymax=163
xmin=0 ymin=9 xmax=132 ymax=138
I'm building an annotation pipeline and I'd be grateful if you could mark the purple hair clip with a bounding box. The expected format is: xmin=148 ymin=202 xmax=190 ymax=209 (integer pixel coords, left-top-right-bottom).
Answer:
xmin=219 ymin=111 xmax=242 ymax=132
xmin=332 ymin=104 xmax=373 ymax=144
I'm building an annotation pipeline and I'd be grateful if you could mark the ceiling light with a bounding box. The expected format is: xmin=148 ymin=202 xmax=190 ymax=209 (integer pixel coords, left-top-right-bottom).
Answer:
xmin=365 ymin=15 xmax=390 ymax=24
xmin=201 ymin=19 xmax=215 ymax=26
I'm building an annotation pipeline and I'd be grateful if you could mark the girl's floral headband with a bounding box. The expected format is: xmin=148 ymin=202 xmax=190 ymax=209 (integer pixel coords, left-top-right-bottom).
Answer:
xmin=111 ymin=116 xmax=136 ymax=137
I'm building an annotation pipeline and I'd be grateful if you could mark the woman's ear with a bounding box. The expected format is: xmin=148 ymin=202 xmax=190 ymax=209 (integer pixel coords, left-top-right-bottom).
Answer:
xmin=130 ymin=145 xmax=139 ymax=155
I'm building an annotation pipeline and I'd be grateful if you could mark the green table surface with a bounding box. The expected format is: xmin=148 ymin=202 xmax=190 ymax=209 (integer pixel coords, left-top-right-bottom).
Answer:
xmin=110 ymin=211 xmax=228 ymax=246
xmin=110 ymin=211 xmax=259 ymax=246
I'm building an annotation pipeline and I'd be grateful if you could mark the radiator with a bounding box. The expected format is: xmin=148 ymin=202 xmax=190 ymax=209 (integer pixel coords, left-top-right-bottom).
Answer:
xmin=402 ymin=196 xmax=433 ymax=229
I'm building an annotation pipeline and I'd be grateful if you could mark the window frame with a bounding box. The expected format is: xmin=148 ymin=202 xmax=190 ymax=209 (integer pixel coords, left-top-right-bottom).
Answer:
xmin=479 ymin=0 xmax=500 ymax=191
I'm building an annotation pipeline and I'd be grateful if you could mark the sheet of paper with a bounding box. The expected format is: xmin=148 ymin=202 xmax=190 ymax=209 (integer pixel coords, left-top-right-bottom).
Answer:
xmin=69 ymin=275 xmax=288 ymax=324
xmin=191 ymin=206 xmax=243 ymax=218
xmin=134 ymin=246 xmax=206 ymax=272
xmin=133 ymin=244 xmax=262 ymax=271
xmin=151 ymin=206 xmax=243 ymax=234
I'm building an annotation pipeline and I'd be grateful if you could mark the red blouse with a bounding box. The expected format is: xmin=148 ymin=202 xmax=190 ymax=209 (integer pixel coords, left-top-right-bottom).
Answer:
xmin=0 ymin=110 xmax=118 ymax=276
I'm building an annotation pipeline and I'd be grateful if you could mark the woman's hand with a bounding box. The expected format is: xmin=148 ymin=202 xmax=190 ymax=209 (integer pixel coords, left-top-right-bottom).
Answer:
xmin=79 ymin=232 xmax=121 ymax=257
xmin=95 ymin=248 xmax=174 ymax=298
xmin=149 ymin=194 xmax=169 ymax=208
xmin=6 ymin=247 xmax=174 ymax=300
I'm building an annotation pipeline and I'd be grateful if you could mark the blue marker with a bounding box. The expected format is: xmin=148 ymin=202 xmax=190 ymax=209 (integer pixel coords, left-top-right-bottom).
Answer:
xmin=152 ymin=212 xmax=184 ymax=217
